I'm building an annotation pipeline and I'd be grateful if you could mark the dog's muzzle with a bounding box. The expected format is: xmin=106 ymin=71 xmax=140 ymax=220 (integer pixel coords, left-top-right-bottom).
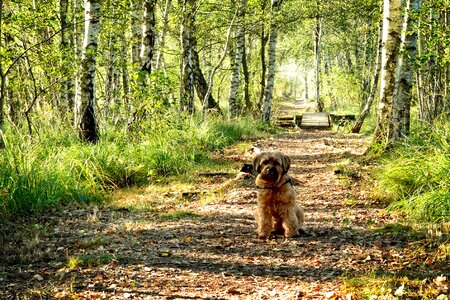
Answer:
xmin=262 ymin=166 xmax=279 ymax=180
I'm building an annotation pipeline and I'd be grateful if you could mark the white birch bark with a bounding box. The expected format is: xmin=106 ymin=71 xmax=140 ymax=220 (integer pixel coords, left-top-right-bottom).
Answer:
xmin=140 ymin=0 xmax=157 ymax=75
xmin=374 ymin=0 xmax=402 ymax=144
xmin=261 ymin=0 xmax=283 ymax=122
xmin=73 ymin=0 xmax=84 ymax=127
xmin=79 ymin=0 xmax=100 ymax=143
xmin=228 ymin=0 xmax=247 ymax=119
xmin=391 ymin=0 xmax=421 ymax=140
xmin=130 ymin=0 xmax=143 ymax=65
xmin=155 ymin=0 xmax=170 ymax=71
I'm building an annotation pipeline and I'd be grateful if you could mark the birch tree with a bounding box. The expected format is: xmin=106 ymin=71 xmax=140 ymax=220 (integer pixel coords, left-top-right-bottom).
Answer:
xmin=155 ymin=0 xmax=170 ymax=71
xmin=79 ymin=0 xmax=101 ymax=143
xmin=391 ymin=0 xmax=421 ymax=140
xmin=59 ymin=0 xmax=74 ymax=114
xmin=180 ymin=0 xmax=195 ymax=113
xmin=140 ymin=0 xmax=157 ymax=76
xmin=352 ymin=15 xmax=383 ymax=134
xmin=180 ymin=0 xmax=221 ymax=114
xmin=258 ymin=0 xmax=269 ymax=108
xmin=0 ymin=0 xmax=4 ymax=148
xmin=261 ymin=0 xmax=283 ymax=122
xmin=130 ymin=0 xmax=143 ymax=65
xmin=373 ymin=0 xmax=402 ymax=145
xmin=314 ymin=14 xmax=324 ymax=112
xmin=228 ymin=0 xmax=247 ymax=118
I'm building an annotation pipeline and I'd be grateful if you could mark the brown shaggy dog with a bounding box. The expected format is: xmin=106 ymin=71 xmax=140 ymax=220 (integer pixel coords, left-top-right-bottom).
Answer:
xmin=252 ymin=152 xmax=305 ymax=239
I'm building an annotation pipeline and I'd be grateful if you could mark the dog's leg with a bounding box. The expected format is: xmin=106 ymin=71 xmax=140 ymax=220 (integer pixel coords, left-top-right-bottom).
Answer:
xmin=280 ymin=210 xmax=300 ymax=238
xmin=272 ymin=216 xmax=284 ymax=235
xmin=295 ymin=207 xmax=306 ymax=235
xmin=256 ymin=207 xmax=272 ymax=239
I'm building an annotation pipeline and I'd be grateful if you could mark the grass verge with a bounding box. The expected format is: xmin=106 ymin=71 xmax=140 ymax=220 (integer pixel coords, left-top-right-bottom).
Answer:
xmin=371 ymin=119 xmax=450 ymax=222
xmin=0 ymin=115 xmax=272 ymax=220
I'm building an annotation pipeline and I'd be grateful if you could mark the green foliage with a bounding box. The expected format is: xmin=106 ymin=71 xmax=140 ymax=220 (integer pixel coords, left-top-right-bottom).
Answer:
xmin=0 ymin=115 xmax=267 ymax=220
xmin=159 ymin=210 xmax=200 ymax=220
xmin=322 ymin=66 xmax=363 ymax=114
xmin=373 ymin=120 xmax=450 ymax=221
xmin=67 ymin=253 xmax=115 ymax=269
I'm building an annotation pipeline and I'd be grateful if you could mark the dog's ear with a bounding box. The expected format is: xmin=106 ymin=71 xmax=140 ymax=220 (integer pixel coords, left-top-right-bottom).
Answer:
xmin=281 ymin=154 xmax=291 ymax=174
xmin=252 ymin=153 xmax=263 ymax=174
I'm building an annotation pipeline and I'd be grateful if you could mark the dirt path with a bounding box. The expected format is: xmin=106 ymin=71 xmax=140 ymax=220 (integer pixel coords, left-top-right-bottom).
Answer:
xmin=1 ymin=128 xmax=447 ymax=299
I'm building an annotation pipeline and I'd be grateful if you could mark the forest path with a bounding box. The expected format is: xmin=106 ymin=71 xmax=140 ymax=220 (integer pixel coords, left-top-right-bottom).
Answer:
xmin=1 ymin=126 xmax=442 ymax=299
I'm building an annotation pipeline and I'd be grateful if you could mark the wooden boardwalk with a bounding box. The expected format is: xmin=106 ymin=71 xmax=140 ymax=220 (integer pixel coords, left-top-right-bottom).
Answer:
xmin=299 ymin=112 xmax=331 ymax=129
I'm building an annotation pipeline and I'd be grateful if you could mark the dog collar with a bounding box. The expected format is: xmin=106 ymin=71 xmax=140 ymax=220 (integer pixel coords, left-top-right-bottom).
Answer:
xmin=256 ymin=178 xmax=292 ymax=190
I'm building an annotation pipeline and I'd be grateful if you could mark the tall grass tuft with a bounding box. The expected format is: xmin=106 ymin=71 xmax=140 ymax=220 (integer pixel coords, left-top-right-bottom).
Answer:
xmin=0 ymin=115 xmax=268 ymax=219
xmin=374 ymin=119 xmax=450 ymax=222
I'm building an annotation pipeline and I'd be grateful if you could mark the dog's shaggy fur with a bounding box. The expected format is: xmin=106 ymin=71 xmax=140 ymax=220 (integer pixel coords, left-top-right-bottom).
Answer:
xmin=252 ymin=152 xmax=305 ymax=239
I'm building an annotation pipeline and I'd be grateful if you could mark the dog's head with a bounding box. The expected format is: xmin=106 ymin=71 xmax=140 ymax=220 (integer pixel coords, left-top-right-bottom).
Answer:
xmin=252 ymin=152 xmax=291 ymax=183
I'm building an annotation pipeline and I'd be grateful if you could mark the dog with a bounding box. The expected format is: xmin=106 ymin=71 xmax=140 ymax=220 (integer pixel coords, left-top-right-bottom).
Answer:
xmin=252 ymin=151 xmax=305 ymax=239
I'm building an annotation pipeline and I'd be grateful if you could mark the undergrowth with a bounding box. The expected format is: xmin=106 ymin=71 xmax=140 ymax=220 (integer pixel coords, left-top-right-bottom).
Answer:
xmin=0 ymin=115 xmax=270 ymax=220
xmin=373 ymin=119 xmax=450 ymax=222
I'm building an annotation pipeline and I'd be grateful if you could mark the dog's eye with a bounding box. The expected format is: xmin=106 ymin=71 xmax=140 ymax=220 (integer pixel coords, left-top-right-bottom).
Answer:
xmin=260 ymin=160 xmax=269 ymax=165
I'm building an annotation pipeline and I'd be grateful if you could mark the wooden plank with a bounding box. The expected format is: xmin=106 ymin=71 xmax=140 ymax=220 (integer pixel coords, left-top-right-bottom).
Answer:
xmin=300 ymin=112 xmax=331 ymax=129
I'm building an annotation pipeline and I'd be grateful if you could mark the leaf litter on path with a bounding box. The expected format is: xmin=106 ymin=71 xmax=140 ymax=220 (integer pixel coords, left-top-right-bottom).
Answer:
xmin=1 ymin=130 xmax=448 ymax=299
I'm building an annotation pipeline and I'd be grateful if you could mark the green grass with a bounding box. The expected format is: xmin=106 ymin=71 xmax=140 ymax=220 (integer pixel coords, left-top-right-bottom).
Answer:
xmin=67 ymin=253 xmax=115 ymax=269
xmin=159 ymin=210 xmax=200 ymax=220
xmin=0 ymin=115 xmax=270 ymax=220
xmin=372 ymin=119 xmax=450 ymax=222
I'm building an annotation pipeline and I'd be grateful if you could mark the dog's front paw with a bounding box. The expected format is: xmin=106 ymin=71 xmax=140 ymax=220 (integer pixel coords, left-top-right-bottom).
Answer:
xmin=284 ymin=228 xmax=300 ymax=238
xmin=257 ymin=231 xmax=270 ymax=239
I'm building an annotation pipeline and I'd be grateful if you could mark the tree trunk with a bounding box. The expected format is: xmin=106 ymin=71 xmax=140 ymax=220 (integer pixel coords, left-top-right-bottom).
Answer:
xmin=352 ymin=15 xmax=383 ymax=134
xmin=304 ymin=66 xmax=308 ymax=100
xmin=242 ymin=36 xmax=252 ymax=112
xmin=373 ymin=0 xmax=402 ymax=145
xmin=155 ymin=0 xmax=170 ymax=71
xmin=314 ymin=15 xmax=323 ymax=112
xmin=73 ymin=0 xmax=84 ymax=127
xmin=79 ymin=0 xmax=101 ymax=144
xmin=121 ymin=35 xmax=130 ymax=105
xmin=130 ymin=0 xmax=143 ymax=65
xmin=258 ymin=0 xmax=268 ymax=109
xmin=192 ymin=47 xmax=221 ymax=114
xmin=203 ymin=11 xmax=236 ymax=115
xmin=59 ymin=0 xmax=74 ymax=115
xmin=140 ymin=0 xmax=157 ymax=75
xmin=105 ymin=31 xmax=119 ymax=108
xmin=0 ymin=0 xmax=4 ymax=148
xmin=261 ymin=0 xmax=283 ymax=122
xmin=228 ymin=0 xmax=246 ymax=118
xmin=391 ymin=0 xmax=421 ymax=140
xmin=180 ymin=0 xmax=195 ymax=113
